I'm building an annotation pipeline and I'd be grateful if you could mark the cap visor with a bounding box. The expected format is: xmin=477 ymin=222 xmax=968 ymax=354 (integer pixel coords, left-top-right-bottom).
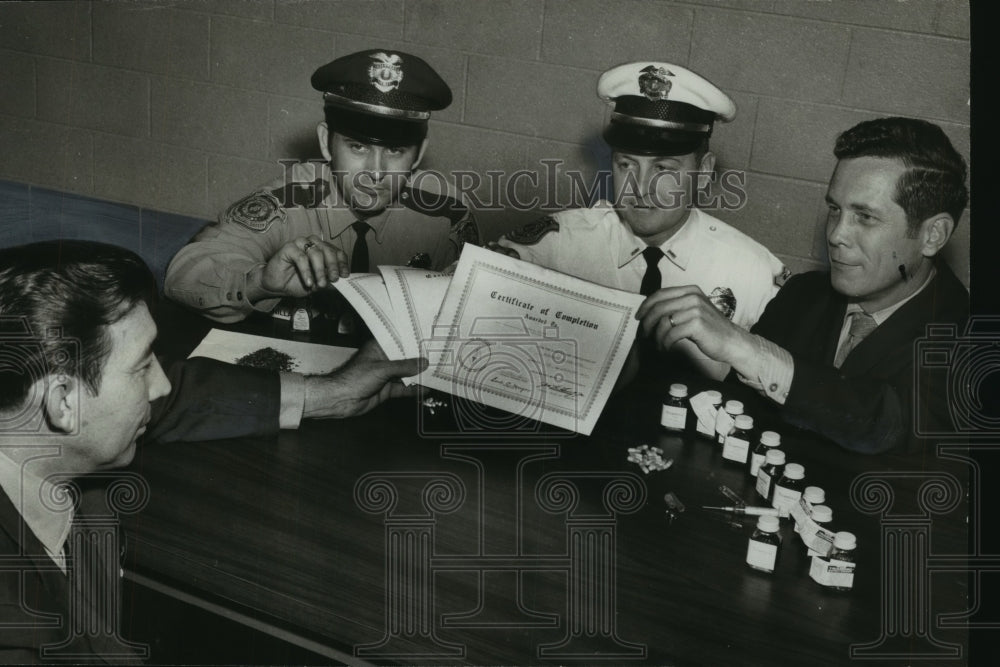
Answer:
xmin=603 ymin=124 xmax=705 ymax=157
xmin=328 ymin=108 xmax=427 ymax=147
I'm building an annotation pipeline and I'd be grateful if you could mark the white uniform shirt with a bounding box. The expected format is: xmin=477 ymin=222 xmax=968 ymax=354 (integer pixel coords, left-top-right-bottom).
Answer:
xmin=497 ymin=202 xmax=787 ymax=378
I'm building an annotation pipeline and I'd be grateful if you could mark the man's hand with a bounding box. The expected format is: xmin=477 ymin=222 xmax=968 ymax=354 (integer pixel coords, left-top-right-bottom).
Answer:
xmin=302 ymin=341 xmax=427 ymax=419
xmin=635 ymin=285 xmax=757 ymax=371
xmin=247 ymin=235 xmax=349 ymax=303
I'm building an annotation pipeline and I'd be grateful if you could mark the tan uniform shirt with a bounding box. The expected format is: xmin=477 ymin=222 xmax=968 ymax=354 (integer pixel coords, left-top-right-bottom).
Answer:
xmin=165 ymin=167 xmax=479 ymax=323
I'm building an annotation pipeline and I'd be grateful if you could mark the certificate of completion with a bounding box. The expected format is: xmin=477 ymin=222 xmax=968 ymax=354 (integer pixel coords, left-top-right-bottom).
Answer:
xmin=419 ymin=245 xmax=643 ymax=435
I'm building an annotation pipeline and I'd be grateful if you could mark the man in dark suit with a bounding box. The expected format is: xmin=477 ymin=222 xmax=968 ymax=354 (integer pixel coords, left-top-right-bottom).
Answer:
xmin=636 ymin=117 xmax=969 ymax=453
xmin=0 ymin=240 xmax=423 ymax=661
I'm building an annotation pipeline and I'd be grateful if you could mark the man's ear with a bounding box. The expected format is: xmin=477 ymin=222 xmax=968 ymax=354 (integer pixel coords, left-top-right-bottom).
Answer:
xmin=317 ymin=122 xmax=333 ymax=162
xmin=42 ymin=373 xmax=78 ymax=434
xmin=411 ymin=138 xmax=429 ymax=171
xmin=919 ymin=213 xmax=955 ymax=258
xmin=698 ymin=150 xmax=717 ymax=175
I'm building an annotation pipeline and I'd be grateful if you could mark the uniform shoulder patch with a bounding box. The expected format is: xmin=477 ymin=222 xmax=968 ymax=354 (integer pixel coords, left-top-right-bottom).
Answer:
xmin=775 ymin=265 xmax=792 ymax=288
xmin=505 ymin=216 xmax=560 ymax=245
xmin=450 ymin=214 xmax=481 ymax=247
xmin=222 ymin=191 xmax=285 ymax=233
xmin=708 ymin=286 xmax=737 ymax=320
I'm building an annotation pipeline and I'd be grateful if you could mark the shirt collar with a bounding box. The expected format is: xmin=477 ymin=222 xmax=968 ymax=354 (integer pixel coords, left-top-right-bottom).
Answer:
xmin=615 ymin=206 xmax=699 ymax=271
xmin=0 ymin=448 xmax=73 ymax=571
xmin=845 ymin=265 xmax=938 ymax=325
xmin=321 ymin=180 xmax=391 ymax=244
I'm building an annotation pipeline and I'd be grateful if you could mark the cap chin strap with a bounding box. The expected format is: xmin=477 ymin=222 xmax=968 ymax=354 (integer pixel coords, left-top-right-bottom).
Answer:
xmin=323 ymin=92 xmax=430 ymax=120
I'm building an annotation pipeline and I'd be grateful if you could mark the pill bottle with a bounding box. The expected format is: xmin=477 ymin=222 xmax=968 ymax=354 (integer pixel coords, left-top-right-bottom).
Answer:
xmin=722 ymin=415 xmax=754 ymax=464
xmin=792 ymin=486 xmax=826 ymax=535
xmin=772 ymin=463 xmax=806 ymax=513
xmin=746 ymin=515 xmax=782 ymax=573
xmin=748 ymin=430 xmax=780 ymax=478
xmin=755 ymin=449 xmax=785 ymax=504
xmin=810 ymin=531 xmax=856 ymax=591
xmin=805 ymin=505 xmax=834 ymax=557
xmin=716 ymin=400 xmax=744 ymax=444
xmin=660 ymin=383 xmax=689 ymax=432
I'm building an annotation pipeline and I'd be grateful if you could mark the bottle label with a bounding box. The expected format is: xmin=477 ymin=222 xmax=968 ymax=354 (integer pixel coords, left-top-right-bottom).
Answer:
xmin=291 ymin=308 xmax=310 ymax=331
xmin=809 ymin=556 xmax=854 ymax=588
xmin=660 ymin=405 xmax=687 ymax=431
xmin=715 ymin=410 xmax=736 ymax=444
xmin=772 ymin=485 xmax=802 ymax=513
xmin=689 ymin=393 xmax=719 ymax=437
xmin=749 ymin=451 xmax=766 ymax=477
xmin=755 ymin=470 xmax=772 ymax=500
xmin=722 ymin=435 xmax=750 ymax=463
xmin=809 ymin=555 xmax=828 ymax=583
xmin=746 ymin=539 xmax=778 ymax=572
xmin=789 ymin=496 xmax=812 ymax=531
xmin=804 ymin=524 xmax=835 ymax=557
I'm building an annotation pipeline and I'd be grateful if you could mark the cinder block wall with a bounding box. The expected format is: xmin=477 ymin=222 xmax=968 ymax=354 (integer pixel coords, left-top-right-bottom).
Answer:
xmin=0 ymin=0 xmax=971 ymax=283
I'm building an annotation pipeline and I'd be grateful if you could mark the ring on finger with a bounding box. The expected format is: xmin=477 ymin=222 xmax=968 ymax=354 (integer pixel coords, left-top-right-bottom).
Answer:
xmin=669 ymin=315 xmax=675 ymax=326
xmin=303 ymin=241 xmax=316 ymax=251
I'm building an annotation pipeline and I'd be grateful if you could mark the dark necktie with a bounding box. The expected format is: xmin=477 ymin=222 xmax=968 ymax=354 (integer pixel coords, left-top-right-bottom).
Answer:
xmin=834 ymin=310 xmax=877 ymax=368
xmin=640 ymin=246 xmax=664 ymax=297
xmin=351 ymin=221 xmax=371 ymax=273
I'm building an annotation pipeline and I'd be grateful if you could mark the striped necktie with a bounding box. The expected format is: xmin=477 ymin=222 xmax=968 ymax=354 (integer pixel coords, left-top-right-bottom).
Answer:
xmin=834 ymin=310 xmax=877 ymax=368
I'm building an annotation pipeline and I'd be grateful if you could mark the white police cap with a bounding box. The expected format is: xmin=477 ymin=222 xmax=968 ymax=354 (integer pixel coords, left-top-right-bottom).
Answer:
xmin=597 ymin=62 xmax=736 ymax=156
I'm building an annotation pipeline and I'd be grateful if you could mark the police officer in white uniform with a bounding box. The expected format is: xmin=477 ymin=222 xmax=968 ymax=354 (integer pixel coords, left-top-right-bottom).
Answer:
xmin=493 ymin=62 xmax=788 ymax=379
xmin=165 ymin=50 xmax=479 ymax=324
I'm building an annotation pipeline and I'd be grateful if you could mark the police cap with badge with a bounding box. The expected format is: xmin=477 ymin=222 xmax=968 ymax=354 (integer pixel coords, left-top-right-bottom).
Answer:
xmin=598 ymin=62 xmax=736 ymax=156
xmin=312 ymin=49 xmax=452 ymax=147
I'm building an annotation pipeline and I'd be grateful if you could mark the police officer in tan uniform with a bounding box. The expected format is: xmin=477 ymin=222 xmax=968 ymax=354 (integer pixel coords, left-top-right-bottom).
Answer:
xmin=493 ymin=62 xmax=788 ymax=379
xmin=165 ymin=50 xmax=479 ymax=324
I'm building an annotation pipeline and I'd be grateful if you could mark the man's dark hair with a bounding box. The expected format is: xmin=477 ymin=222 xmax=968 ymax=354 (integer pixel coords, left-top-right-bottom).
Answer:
xmin=0 ymin=240 xmax=156 ymax=411
xmin=834 ymin=117 xmax=968 ymax=231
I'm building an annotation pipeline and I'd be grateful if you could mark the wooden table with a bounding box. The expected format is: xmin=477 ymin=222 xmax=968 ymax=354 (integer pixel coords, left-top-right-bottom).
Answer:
xmin=119 ymin=305 xmax=978 ymax=665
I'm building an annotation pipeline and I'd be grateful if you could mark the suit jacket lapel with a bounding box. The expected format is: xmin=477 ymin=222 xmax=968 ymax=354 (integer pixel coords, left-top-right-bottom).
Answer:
xmin=840 ymin=268 xmax=953 ymax=375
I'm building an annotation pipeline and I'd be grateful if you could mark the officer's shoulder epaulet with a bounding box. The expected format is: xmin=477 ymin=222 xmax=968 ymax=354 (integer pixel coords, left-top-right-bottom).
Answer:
xmin=221 ymin=190 xmax=285 ymax=233
xmin=400 ymin=184 xmax=468 ymax=225
xmin=268 ymin=178 xmax=330 ymax=209
xmin=504 ymin=215 xmax=560 ymax=246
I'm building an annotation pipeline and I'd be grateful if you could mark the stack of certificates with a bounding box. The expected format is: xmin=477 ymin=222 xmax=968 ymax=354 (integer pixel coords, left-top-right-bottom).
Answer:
xmin=333 ymin=245 xmax=644 ymax=435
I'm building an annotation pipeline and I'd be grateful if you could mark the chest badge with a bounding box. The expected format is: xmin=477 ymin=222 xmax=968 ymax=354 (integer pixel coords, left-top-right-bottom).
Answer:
xmin=369 ymin=52 xmax=404 ymax=93
xmin=708 ymin=286 xmax=737 ymax=320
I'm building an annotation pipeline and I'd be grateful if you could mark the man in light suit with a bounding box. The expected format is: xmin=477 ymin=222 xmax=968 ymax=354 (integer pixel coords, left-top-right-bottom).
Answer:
xmin=637 ymin=117 xmax=969 ymax=453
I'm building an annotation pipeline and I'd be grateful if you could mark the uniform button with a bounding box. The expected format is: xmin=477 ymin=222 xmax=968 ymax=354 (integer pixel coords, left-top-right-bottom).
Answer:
xmin=401 ymin=192 xmax=409 ymax=199
xmin=226 ymin=291 xmax=233 ymax=300
xmin=198 ymin=297 xmax=205 ymax=305
xmin=237 ymin=291 xmax=243 ymax=300
xmin=709 ymin=225 xmax=717 ymax=231
xmin=769 ymin=383 xmax=779 ymax=392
